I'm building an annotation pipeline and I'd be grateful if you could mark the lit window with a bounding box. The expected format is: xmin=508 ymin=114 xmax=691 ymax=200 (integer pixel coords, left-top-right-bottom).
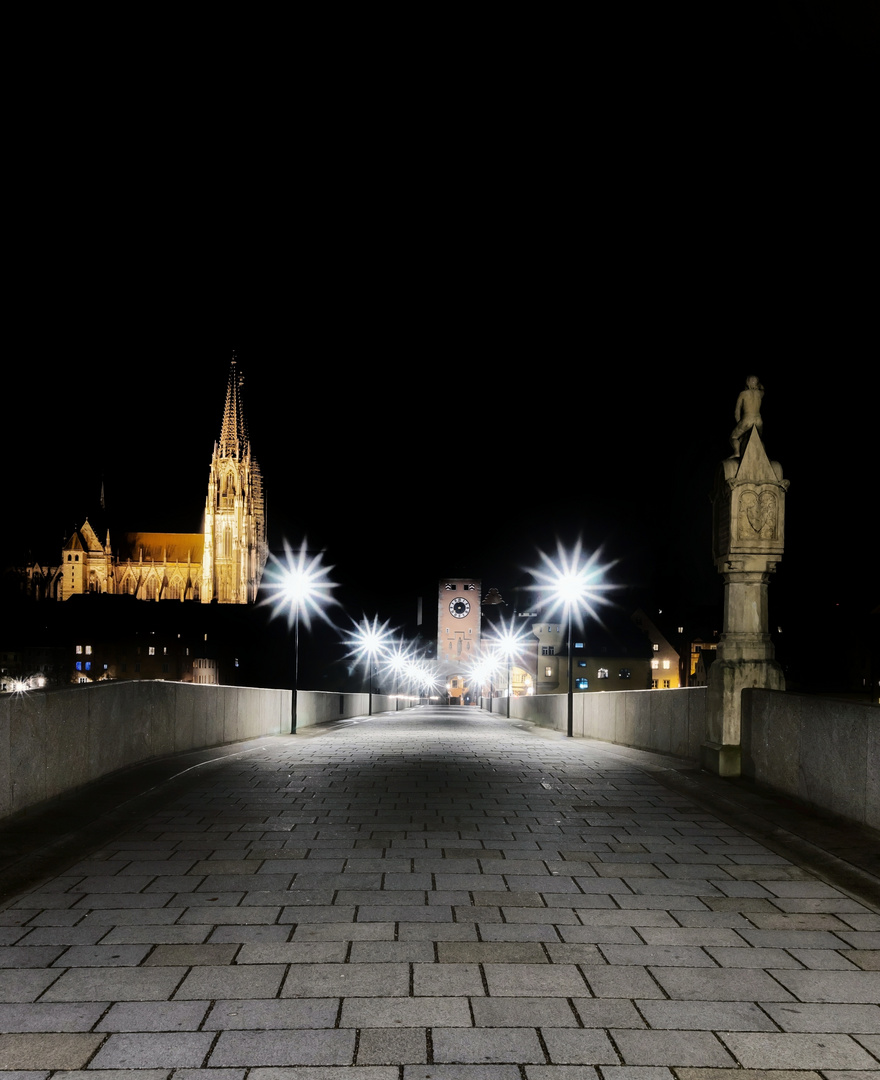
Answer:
xmin=75 ymin=661 xmax=82 ymax=671
xmin=85 ymin=645 xmax=92 ymax=655
xmin=598 ymin=668 xmax=609 ymax=679
xmin=651 ymin=660 xmax=659 ymax=669
xmin=653 ymin=643 xmax=659 ymax=651
xmin=662 ymin=660 xmax=670 ymax=669
xmin=148 ymin=647 xmax=155 ymax=656
xmin=574 ymin=641 xmax=584 ymax=649
xmin=76 ymin=645 xmax=83 ymax=654
xmin=577 ymin=661 xmax=587 ymax=668
xmin=544 ymin=665 xmax=553 ymax=677
xmin=576 ymin=678 xmax=588 ymax=690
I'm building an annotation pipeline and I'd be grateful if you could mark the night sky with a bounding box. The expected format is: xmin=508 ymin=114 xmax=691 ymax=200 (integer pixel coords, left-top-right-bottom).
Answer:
xmin=6 ymin=3 xmax=876 ymax=674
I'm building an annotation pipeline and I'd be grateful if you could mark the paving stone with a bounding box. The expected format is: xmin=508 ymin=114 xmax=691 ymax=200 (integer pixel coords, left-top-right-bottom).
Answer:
xmin=52 ymin=943 xmax=153 ymax=967
xmin=482 ymin=963 xmax=590 ymax=997
xmin=0 ymin=947 xmax=67 ymax=968
xmin=635 ymin=999 xmax=778 ymax=1030
xmin=675 ymin=1072 xmax=819 ymax=1080
xmin=470 ymin=997 xmax=576 ymax=1028
xmin=204 ymin=999 xmax=339 ymax=1029
xmin=340 ymin=997 xmax=472 ymax=1028
xmin=610 ymin=1030 xmax=736 ymax=1067
xmin=403 ymin=1067 xmax=519 ymax=1080
xmin=432 ymin=1026 xmax=545 ymax=1063
xmin=209 ymin=1029 xmax=356 ymax=1067
xmin=770 ymin=969 xmax=880 ymax=1003
xmin=761 ymin=1001 xmax=880 ymax=1032
xmin=42 ymin=966 xmax=188 ymax=1001
xmin=356 ymin=1028 xmax=427 ymax=1064
xmin=541 ymin=1028 xmax=620 ymax=1065
xmin=438 ymin=942 xmax=547 ymax=964
xmin=0 ymin=1033 xmax=103 ymax=1070
xmin=720 ymin=1032 xmax=879 ymax=1070
xmin=0 ymin=970 xmax=61 ymax=1002
xmin=648 ymin=967 xmax=797 ymax=1001
xmin=413 ymin=962 xmax=484 ymax=995
xmin=96 ymin=1000 xmax=211 ymax=1031
xmin=174 ymin=964 xmax=285 ymax=999
xmin=0 ymin=1002 xmax=107 ymax=1032
xmin=237 ymin=942 xmax=347 ymax=964
xmin=89 ymin=1032 xmax=214 ymax=1069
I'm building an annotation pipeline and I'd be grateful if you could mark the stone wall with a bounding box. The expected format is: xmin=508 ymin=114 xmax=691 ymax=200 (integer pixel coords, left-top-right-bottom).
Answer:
xmin=504 ymin=687 xmax=707 ymax=762
xmin=497 ymin=687 xmax=877 ymax=832
xmin=742 ymin=688 xmax=879 ymax=831
xmin=0 ymin=682 xmax=289 ymax=820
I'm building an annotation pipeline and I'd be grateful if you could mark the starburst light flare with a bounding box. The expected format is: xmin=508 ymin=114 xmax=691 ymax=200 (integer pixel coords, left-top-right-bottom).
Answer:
xmin=528 ymin=536 xmax=618 ymax=625
xmin=343 ymin=614 xmax=397 ymax=668
xmin=485 ymin=613 xmax=535 ymax=667
xmin=260 ymin=538 xmax=340 ymax=630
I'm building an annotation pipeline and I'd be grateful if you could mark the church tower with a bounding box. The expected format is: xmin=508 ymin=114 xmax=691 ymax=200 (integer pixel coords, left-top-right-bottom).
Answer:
xmin=202 ymin=356 xmax=268 ymax=603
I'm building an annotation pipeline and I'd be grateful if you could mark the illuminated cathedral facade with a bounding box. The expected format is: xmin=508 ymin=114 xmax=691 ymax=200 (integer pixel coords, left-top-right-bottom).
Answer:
xmin=30 ymin=359 xmax=267 ymax=604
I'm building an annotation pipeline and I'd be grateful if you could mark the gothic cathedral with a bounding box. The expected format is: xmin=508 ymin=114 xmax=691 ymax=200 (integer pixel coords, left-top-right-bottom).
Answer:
xmin=201 ymin=359 xmax=267 ymax=603
xmin=41 ymin=358 xmax=267 ymax=604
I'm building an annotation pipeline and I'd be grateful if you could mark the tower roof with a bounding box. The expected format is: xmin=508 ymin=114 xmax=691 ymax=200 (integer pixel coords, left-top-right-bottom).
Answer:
xmin=218 ymin=354 xmax=250 ymax=460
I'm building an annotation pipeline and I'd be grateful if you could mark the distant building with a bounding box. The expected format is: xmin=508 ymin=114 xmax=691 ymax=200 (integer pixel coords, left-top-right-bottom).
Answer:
xmin=630 ymin=608 xmax=682 ymax=689
xmin=530 ymin=614 xmax=652 ymax=695
xmin=11 ymin=358 xmax=267 ymax=605
xmin=438 ymin=578 xmax=482 ymax=702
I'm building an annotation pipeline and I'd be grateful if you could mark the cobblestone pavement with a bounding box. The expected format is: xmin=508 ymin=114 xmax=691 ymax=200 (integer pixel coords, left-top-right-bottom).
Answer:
xmin=1 ymin=705 xmax=878 ymax=1079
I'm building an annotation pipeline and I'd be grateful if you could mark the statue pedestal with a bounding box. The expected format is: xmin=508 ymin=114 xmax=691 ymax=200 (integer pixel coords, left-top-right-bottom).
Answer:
xmin=703 ymin=430 xmax=788 ymax=777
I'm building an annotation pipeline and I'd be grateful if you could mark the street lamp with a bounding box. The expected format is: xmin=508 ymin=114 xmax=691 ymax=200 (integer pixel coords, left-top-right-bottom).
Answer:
xmin=408 ymin=659 xmax=441 ymax=705
xmin=383 ymin=639 xmax=414 ymax=711
xmin=485 ymin=615 xmax=533 ymax=719
xmin=261 ymin=539 xmax=340 ymax=733
xmin=345 ymin=615 xmax=395 ymax=716
xmin=529 ymin=538 xmax=616 ymax=738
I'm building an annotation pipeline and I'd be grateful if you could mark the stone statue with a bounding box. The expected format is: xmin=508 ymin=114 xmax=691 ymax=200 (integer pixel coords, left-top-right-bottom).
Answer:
xmin=730 ymin=375 xmax=764 ymax=456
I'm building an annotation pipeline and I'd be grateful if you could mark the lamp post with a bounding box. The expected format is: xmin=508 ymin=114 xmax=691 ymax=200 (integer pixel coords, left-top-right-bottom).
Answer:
xmin=385 ymin=641 xmax=412 ymax=711
xmin=529 ymin=538 xmax=616 ymax=738
xmin=261 ymin=540 xmax=339 ymax=733
xmin=346 ymin=615 xmax=395 ymax=716
xmin=485 ymin=616 xmax=533 ymax=720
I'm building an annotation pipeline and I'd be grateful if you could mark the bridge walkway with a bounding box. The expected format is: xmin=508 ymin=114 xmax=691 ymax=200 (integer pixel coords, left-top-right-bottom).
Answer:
xmin=0 ymin=705 xmax=878 ymax=1076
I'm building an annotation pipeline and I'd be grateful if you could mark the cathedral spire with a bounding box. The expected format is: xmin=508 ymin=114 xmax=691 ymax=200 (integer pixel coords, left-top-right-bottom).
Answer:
xmin=218 ymin=353 xmax=250 ymax=461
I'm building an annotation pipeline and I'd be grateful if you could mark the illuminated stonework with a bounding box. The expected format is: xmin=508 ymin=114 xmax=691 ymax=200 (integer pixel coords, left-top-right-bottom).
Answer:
xmin=201 ymin=358 xmax=267 ymax=603
xmin=52 ymin=358 xmax=267 ymax=604
xmin=438 ymin=578 xmax=481 ymax=702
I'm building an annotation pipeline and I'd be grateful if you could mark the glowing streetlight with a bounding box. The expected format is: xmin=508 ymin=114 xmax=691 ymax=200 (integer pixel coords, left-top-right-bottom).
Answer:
xmin=529 ymin=538 xmax=617 ymax=737
xmin=485 ymin=615 xmax=534 ymax=719
xmin=344 ymin=615 xmax=396 ymax=716
xmin=382 ymin=639 xmax=415 ymax=711
xmin=261 ymin=539 xmax=340 ymax=732
xmin=407 ymin=659 xmax=442 ymax=705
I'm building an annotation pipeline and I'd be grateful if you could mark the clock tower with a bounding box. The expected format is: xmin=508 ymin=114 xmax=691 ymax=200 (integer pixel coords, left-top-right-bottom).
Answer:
xmin=438 ymin=577 xmax=481 ymax=702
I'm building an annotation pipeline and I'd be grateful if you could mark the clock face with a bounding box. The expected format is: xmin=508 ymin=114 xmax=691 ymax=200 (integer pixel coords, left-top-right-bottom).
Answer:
xmin=449 ymin=597 xmax=471 ymax=619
